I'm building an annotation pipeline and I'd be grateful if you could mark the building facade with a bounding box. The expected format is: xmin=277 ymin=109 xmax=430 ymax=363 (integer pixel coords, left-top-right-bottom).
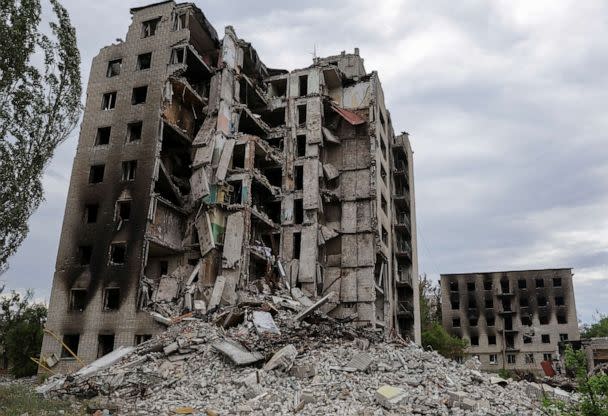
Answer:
xmin=41 ymin=1 xmax=420 ymax=373
xmin=440 ymin=269 xmax=579 ymax=374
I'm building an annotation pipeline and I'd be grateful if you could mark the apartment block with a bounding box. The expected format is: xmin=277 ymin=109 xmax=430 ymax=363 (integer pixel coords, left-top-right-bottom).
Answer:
xmin=440 ymin=269 xmax=579 ymax=374
xmin=41 ymin=1 xmax=420 ymax=372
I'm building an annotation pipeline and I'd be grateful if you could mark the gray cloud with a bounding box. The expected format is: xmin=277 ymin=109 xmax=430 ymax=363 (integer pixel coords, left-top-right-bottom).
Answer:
xmin=3 ymin=0 xmax=606 ymax=324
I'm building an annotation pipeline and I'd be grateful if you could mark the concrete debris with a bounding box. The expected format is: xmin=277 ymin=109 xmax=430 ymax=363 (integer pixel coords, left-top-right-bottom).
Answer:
xmin=294 ymin=291 xmax=336 ymax=321
xmin=37 ymin=289 xmax=566 ymax=415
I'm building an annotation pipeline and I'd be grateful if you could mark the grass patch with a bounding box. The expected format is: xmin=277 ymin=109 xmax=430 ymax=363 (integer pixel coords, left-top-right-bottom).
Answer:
xmin=0 ymin=383 xmax=84 ymax=416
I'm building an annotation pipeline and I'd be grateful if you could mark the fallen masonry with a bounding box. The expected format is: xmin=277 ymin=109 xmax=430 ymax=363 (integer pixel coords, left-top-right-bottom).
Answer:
xmin=37 ymin=289 xmax=574 ymax=415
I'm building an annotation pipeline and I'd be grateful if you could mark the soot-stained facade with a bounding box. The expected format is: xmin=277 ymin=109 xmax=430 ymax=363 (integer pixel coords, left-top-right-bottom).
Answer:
xmin=41 ymin=1 xmax=420 ymax=372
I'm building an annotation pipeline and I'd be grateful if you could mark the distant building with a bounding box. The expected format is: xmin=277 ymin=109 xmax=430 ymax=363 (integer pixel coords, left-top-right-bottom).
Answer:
xmin=559 ymin=337 xmax=608 ymax=372
xmin=440 ymin=268 xmax=580 ymax=374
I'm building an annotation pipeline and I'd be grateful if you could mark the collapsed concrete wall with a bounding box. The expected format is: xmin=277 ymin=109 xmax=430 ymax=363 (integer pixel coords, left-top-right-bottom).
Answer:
xmin=40 ymin=1 xmax=419 ymax=373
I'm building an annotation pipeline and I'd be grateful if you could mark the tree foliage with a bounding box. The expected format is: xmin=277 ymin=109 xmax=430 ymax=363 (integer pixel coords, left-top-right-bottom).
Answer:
xmin=418 ymin=274 xmax=468 ymax=359
xmin=581 ymin=314 xmax=608 ymax=339
xmin=0 ymin=288 xmax=47 ymax=377
xmin=543 ymin=346 xmax=608 ymax=416
xmin=0 ymin=0 xmax=81 ymax=273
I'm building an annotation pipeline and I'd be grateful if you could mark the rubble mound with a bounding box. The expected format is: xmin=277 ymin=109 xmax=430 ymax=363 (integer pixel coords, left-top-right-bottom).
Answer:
xmin=39 ymin=292 xmax=552 ymax=415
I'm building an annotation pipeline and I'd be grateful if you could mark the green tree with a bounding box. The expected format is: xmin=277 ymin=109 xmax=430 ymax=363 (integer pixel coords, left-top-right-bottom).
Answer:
xmin=0 ymin=289 xmax=47 ymax=377
xmin=543 ymin=346 xmax=608 ymax=416
xmin=0 ymin=0 xmax=82 ymax=274
xmin=581 ymin=314 xmax=608 ymax=339
xmin=418 ymin=274 xmax=468 ymax=359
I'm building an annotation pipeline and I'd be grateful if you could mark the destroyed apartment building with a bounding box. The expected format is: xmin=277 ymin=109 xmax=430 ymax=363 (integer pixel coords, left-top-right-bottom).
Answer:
xmin=440 ymin=268 xmax=580 ymax=375
xmin=41 ymin=0 xmax=420 ymax=372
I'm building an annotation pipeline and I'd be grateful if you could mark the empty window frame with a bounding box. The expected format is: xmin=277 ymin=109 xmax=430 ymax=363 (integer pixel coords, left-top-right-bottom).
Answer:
xmin=471 ymin=336 xmax=479 ymax=346
xmin=523 ymin=334 xmax=533 ymax=344
xmin=537 ymin=296 xmax=547 ymax=306
xmin=296 ymin=134 xmax=306 ymax=157
xmin=160 ymin=260 xmax=169 ymax=276
xmin=136 ymin=52 xmax=152 ymax=70
xmin=299 ymin=74 xmax=308 ymax=96
xmin=106 ymin=59 xmax=122 ymax=77
xmin=553 ymin=277 xmax=562 ymax=287
xmin=559 ymin=333 xmax=569 ymax=341
xmin=449 ymin=281 xmax=458 ymax=292
xmin=483 ymin=280 xmax=492 ymax=290
xmin=172 ymin=12 xmax=188 ymax=30
xmin=486 ymin=316 xmax=495 ymax=327
xmin=489 ymin=354 xmax=497 ymax=365
xmin=485 ymin=298 xmax=493 ymax=309
xmin=132 ymin=86 xmax=148 ymax=105
xmin=103 ymin=288 xmax=120 ymax=311
xmin=294 ymin=198 xmax=303 ymax=225
xmin=170 ymin=47 xmax=186 ymax=64
xmin=525 ymin=353 xmax=535 ymax=364
xmin=381 ymin=225 xmax=388 ymax=245
xmin=555 ymin=296 xmax=565 ymax=306
xmin=469 ymin=317 xmax=478 ymax=327
xmin=539 ymin=315 xmax=549 ymax=325
xmin=116 ymin=200 xmax=131 ymax=221
xmin=507 ymin=354 xmax=516 ymax=364
xmin=294 ymin=165 xmax=303 ymax=190
xmin=541 ymin=334 xmax=550 ymax=343
xmin=69 ymin=289 xmax=86 ymax=311
xmin=89 ymin=164 xmax=105 ymax=183
xmin=95 ymin=127 xmax=111 ymax=145
xmin=535 ymin=278 xmax=544 ymax=288
xmin=381 ymin=194 xmax=387 ymax=215
xmin=97 ymin=334 xmax=115 ymax=358
xmin=121 ymin=160 xmax=137 ymax=181
xmin=521 ymin=315 xmax=532 ymax=326
xmin=292 ymin=232 xmax=301 ymax=260
xmin=79 ymin=245 xmax=92 ymax=265
xmin=520 ymin=297 xmax=529 ymax=307
xmin=61 ymin=334 xmax=80 ymax=358
xmin=297 ymin=104 xmax=307 ymax=125
xmin=380 ymin=138 xmax=387 ymax=160
xmin=467 ymin=282 xmax=475 ymax=291
xmin=142 ymin=17 xmax=160 ymax=38
xmin=85 ymin=204 xmax=98 ymax=223
xmin=109 ymin=243 xmax=126 ymax=265
xmin=518 ymin=279 xmax=527 ymax=289
xmin=127 ymin=121 xmax=143 ymax=142
xmin=557 ymin=314 xmax=568 ymax=324
xmin=102 ymin=92 xmax=117 ymax=110
xmin=452 ymin=318 xmax=460 ymax=328
xmin=451 ymin=298 xmax=459 ymax=310
xmin=488 ymin=335 xmax=496 ymax=345
xmin=543 ymin=353 xmax=552 ymax=361
xmin=135 ymin=334 xmax=152 ymax=345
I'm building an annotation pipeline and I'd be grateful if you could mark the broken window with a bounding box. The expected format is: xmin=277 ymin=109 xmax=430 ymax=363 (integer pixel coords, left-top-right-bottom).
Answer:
xmin=451 ymin=298 xmax=459 ymax=310
xmin=484 ymin=298 xmax=493 ymax=309
xmin=381 ymin=225 xmax=388 ymax=245
xmin=121 ymin=160 xmax=137 ymax=181
xmin=109 ymin=243 xmax=126 ymax=265
xmin=500 ymin=280 xmax=510 ymax=293
xmin=135 ymin=334 xmax=152 ymax=345
xmin=172 ymin=12 xmax=188 ymax=30
xmin=469 ymin=317 xmax=478 ymax=327
xmin=106 ymin=59 xmax=122 ymax=77
xmin=268 ymin=78 xmax=287 ymax=97
xmin=541 ymin=334 xmax=550 ymax=343
xmin=555 ymin=296 xmax=564 ymax=306
xmin=543 ymin=353 xmax=552 ymax=361
xmin=89 ymin=165 xmax=105 ymax=183
xmin=137 ymin=52 xmax=152 ymax=70
xmin=127 ymin=121 xmax=143 ymax=142
xmin=299 ymin=74 xmax=308 ymax=96
xmin=504 ymin=315 xmax=513 ymax=330
xmin=101 ymin=92 xmax=117 ymax=110
xmin=97 ymin=334 xmax=115 ymax=358
xmin=297 ymin=104 xmax=307 ymax=126
xmin=132 ymin=86 xmax=148 ymax=105
xmin=79 ymin=245 xmax=92 ymax=265
xmin=483 ymin=280 xmax=492 ymax=290
xmin=471 ymin=336 xmax=479 ymax=346
xmin=170 ymin=47 xmax=186 ymax=64
xmin=292 ymin=232 xmax=301 ymax=260
xmin=381 ymin=194 xmax=387 ymax=215
xmin=521 ymin=315 xmax=532 ymax=326
xmin=557 ymin=314 xmax=567 ymax=324
xmin=520 ymin=297 xmax=528 ymax=307
xmin=535 ymin=278 xmax=544 ymax=288
xmin=505 ymin=334 xmax=515 ymax=349
xmin=486 ymin=316 xmax=495 ymax=326
xmin=449 ymin=281 xmax=458 ymax=292
xmin=559 ymin=333 xmax=569 ymax=341
xmin=294 ymin=165 xmax=303 ymax=190
xmin=518 ymin=279 xmax=527 ymax=289
xmin=61 ymin=334 xmax=80 ymax=358
xmin=452 ymin=318 xmax=460 ymax=328
xmin=537 ymin=296 xmax=547 ymax=306
xmin=116 ymin=200 xmax=131 ymax=221
xmin=467 ymin=282 xmax=475 ymax=291
xmin=95 ymin=127 xmax=111 ymax=146
xmin=553 ymin=277 xmax=562 ymax=287
xmin=381 ymin=165 xmax=387 ymax=185
xmin=507 ymin=354 xmax=516 ymax=364
xmin=523 ymin=334 xmax=532 ymax=344
xmin=296 ymin=134 xmax=306 ymax=157
xmin=142 ymin=17 xmax=160 ymax=38
xmin=85 ymin=204 xmax=98 ymax=223
xmin=488 ymin=335 xmax=496 ymax=345
xmin=160 ymin=260 xmax=168 ymax=276
xmin=69 ymin=289 xmax=86 ymax=311
xmin=294 ymin=198 xmax=303 ymax=225
xmin=103 ymin=288 xmax=120 ymax=311
xmin=380 ymin=138 xmax=387 ymax=160
xmin=232 ymin=144 xmax=246 ymax=169
xmin=501 ymin=298 xmax=512 ymax=311
xmin=469 ymin=297 xmax=477 ymax=308
xmin=489 ymin=354 xmax=497 ymax=364
xmin=539 ymin=315 xmax=549 ymax=325
xmin=525 ymin=353 xmax=534 ymax=364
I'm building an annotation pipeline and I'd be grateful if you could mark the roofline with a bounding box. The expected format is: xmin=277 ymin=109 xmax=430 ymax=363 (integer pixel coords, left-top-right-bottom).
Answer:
xmin=130 ymin=0 xmax=173 ymax=14
xmin=440 ymin=267 xmax=573 ymax=277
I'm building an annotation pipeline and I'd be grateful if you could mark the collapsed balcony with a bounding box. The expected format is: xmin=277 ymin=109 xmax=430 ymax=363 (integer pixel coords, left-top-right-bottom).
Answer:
xmin=239 ymin=74 xmax=267 ymax=111
xmin=236 ymin=106 xmax=271 ymax=139
xmin=146 ymin=197 xmax=187 ymax=252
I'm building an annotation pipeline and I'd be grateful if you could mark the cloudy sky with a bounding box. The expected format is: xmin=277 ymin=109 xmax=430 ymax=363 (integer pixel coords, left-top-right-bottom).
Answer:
xmin=3 ymin=0 xmax=607 ymax=323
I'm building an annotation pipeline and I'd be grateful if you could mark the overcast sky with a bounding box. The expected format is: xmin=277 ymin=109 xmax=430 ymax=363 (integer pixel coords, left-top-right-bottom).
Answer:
xmin=3 ymin=0 xmax=607 ymax=323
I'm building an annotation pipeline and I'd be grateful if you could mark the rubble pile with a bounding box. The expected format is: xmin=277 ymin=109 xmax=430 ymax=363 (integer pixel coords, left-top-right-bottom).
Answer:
xmin=39 ymin=289 xmax=568 ymax=415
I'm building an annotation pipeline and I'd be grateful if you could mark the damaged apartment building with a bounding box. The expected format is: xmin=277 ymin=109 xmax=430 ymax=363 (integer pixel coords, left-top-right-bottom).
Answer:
xmin=440 ymin=269 xmax=580 ymax=374
xmin=41 ymin=0 xmax=420 ymax=372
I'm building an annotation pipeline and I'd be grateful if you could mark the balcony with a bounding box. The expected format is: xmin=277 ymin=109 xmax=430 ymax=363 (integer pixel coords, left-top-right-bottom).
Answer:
xmin=397 ymin=300 xmax=414 ymax=319
xmin=396 ymin=270 xmax=412 ymax=288
xmin=395 ymin=239 xmax=411 ymax=260
xmin=392 ymin=160 xmax=408 ymax=178
xmin=394 ymin=212 xmax=411 ymax=234
xmin=392 ymin=190 xmax=410 ymax=209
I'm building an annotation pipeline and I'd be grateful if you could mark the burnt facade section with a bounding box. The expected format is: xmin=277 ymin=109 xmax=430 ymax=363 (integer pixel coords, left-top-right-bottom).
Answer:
xmin=440 ymin=268 xmax=580 ymax=374
xmin=41 ymin=1 xmax=420 ymax=372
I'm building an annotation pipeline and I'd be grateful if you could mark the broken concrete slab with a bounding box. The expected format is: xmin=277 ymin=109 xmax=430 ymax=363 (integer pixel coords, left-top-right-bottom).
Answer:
xmin=252 ymin=310 xmax=280 ymax=335
xmin=212 ymin=339 xmax=264 ymax=366
xmin=208 ymin=275 xmax=226 ymax=310
xmin=375 ymin=385 xmax=407 ymax=409
xmin=263 ymin=344 xmax=297 ymax=372
xmin=345 ymin=352 xmax=373 ymax=372
xmin=294 ymin=292 xmax=337 ymax=321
